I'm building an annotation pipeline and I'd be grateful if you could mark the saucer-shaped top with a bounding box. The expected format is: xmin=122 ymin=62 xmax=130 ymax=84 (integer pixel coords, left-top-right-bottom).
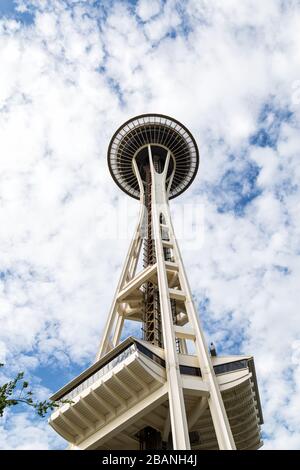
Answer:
xmin=107 ymin=113 xmax=199 ymax=199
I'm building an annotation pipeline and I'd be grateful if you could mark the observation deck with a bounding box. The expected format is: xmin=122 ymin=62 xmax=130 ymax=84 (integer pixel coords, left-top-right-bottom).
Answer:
xmin=107 ymin=114 xmax=199 ymax=200
xmin=49 ymin=337 xmax=263 ymax=450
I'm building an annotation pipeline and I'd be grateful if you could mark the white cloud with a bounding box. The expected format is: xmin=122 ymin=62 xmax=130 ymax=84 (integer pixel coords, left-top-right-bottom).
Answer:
xmin=0 ymin=0 xmax=300 ymax=450
xmin=136 ymin=0 xmax=161 ymax=22
xmin=0 ymin=411 xmax=64 ymax=449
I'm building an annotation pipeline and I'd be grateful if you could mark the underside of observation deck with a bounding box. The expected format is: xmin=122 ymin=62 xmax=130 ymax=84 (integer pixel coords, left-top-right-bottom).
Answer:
xmin=107 ymin=113 xmax=199 ymax=200
xmin=49 ymin=338 xmax=263 ymax=450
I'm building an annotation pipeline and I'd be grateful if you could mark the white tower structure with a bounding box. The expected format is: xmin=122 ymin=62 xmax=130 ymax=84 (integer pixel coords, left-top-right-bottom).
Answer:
xmin=49 ymin=114 xmax=263 ymax=450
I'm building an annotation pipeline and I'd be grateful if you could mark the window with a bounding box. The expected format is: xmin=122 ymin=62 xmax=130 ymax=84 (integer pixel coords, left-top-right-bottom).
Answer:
xmin=161 ymin=227 xmax=169 ymax=240
xmin=160 ymin=213 xmax=166 ymax=224
xmin=163 ymin=247 xmax=173 ymax=262
xmin=136 ymin=342 xmax=166 ymax=368
xmin=179 ymin=365 xmax=201 ymax=376
xmin=213 ymin=359 xmax=248 ymax=375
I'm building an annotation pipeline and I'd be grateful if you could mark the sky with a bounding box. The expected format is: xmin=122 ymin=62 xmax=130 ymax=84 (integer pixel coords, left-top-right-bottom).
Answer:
xmin=0 ymin=0 xmax=300 ymax=450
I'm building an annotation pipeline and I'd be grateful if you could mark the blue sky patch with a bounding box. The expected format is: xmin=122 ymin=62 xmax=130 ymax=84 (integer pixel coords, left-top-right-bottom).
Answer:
xmin=213 ymin=162 xmax=261 ymax=216
xmin=106 ymin=77 xmax=126 ymax=107
xmin=0 ymin=0 xmax=34 ymax=25
xmin=273 ymin=265 xmax=290 ymax=275
xmin=0 ymin=269 xmax=13 ymax=281
xmin=249 ymin=102 xmax=293 ymax=149
xmin=274 ymin=177 xmax=298 ymax=203
xmin=198 ymin=297 xmax=248 ymax=356
xmin=34 ymin=360 xmax=86 ymax=396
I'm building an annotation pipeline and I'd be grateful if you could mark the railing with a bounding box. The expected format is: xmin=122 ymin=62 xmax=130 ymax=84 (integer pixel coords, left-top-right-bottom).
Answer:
xmin=54 ymin=340 xmax=249 ymax=403
xmin=62 ymin=343 xmax=137 ymax=401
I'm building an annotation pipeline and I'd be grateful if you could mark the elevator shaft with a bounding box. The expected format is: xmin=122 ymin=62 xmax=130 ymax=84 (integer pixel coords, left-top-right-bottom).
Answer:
xmin=143 ymin=164 xmax=162 ymax=347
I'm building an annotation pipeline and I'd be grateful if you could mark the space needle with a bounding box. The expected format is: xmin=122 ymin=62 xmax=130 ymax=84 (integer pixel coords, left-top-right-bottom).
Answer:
xmin=49 ymin=114 xmax=263 ymax=450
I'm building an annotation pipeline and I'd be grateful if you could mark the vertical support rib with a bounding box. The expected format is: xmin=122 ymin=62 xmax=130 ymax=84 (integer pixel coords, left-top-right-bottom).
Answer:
xmin=143 ymin=161 xmax=162 ymax=346
xmin=112 ymin=313 xmax=125 ymax=347
xmin=148 ymin=145 xmax=190 ymax=450
xmin=95 ymin=158 xmax=147 ymax=361
xmin=164 ymin=197 xmax=236 ymax=450
xmin=95 ymin=205 xmax=144 ymax=361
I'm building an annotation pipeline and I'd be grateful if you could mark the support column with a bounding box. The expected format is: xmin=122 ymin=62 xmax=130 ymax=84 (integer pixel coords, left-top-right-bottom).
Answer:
xmin=95 ymin=200 xmax=144 ymax=361
xmin=164 ymin=192 xmax=236 ymax=450
xmin=149 ymin=146 xmax=190 ymax=450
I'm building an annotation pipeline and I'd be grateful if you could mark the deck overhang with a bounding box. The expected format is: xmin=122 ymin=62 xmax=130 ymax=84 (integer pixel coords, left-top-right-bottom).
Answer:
xmin=49 ymin=338 xmax=263 ymax=450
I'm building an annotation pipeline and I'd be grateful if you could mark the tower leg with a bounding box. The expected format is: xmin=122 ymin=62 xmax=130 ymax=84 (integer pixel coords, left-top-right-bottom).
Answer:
xmin=96 ymin=213 xmax=143 ymax=361
xmin=168 ymin=211 xmax=236 ymax=450
xmin=112 ymin=313 xmax=124 ymax=347
xmin=149 ymin=147 xmax=190 ymax=450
